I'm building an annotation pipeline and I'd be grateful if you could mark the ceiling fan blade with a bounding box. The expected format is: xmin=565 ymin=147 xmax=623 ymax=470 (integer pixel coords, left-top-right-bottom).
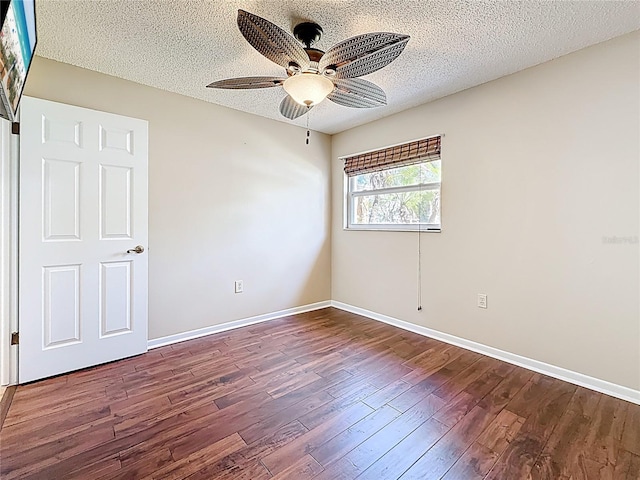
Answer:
xmin=327 ymin=78 xmax=387 ymax=108
xmin=207 ymin=76 xmax=286 ymax=89
xmin=279 ymin=95 xmax=313 ymax=120
xmin=237 ymin=10 xmax=310 ymax=71
xmin=319 ymin=32 xmax=410 ymax=79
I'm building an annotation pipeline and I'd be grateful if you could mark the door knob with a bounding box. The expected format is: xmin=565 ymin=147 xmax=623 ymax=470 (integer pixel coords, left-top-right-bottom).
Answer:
xmin=126 ymin=245 xmax=145 ymax=254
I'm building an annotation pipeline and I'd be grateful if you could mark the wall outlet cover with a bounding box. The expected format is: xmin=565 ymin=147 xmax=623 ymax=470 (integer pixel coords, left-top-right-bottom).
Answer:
xmin=478 ymin=294 xmax=487 ymax=309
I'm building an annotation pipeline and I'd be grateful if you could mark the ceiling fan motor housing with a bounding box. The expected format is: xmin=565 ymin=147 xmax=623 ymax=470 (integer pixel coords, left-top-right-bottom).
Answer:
xmin=294 ymin=22 xmax=323 ymax=48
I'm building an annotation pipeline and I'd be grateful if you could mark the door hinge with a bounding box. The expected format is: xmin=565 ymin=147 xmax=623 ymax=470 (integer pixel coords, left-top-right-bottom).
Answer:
xmin=11 ymin=122 xmax=19 ymax=135
xmin=10 ymin=332 xmax=18 ymax=345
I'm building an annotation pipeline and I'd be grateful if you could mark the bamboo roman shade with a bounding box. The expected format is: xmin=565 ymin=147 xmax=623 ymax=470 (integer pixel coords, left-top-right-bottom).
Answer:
xmin=343 ymin=136 xmax=441 ymax=177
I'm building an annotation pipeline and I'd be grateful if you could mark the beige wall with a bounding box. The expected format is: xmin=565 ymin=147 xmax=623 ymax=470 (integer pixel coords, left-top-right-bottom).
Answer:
xmin=331 ymin=32 xmax=640 ymax=390
xmin=25 ymin=58 xmax=332 ymax=340
xmin=21 ymin=32 xmax=640 ymax=391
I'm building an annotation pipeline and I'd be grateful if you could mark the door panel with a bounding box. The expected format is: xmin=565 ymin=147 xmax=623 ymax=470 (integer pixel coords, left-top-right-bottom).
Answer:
xmin=43 ymin=158 xmax=81 ymax=240
xmin=100 ymin=164 xmax=133 ymax=239
xmin=99 ymin=260 xmax=133 ymax=337
xmin=43 ymin=264 xmax=81 ymax=348
xmin=19 ymin=96 xmax=148 ymax=383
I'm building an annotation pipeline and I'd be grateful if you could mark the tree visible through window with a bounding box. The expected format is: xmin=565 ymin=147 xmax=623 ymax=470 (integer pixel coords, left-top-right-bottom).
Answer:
xmin=348 ymin=161 xmax=441 ymax=230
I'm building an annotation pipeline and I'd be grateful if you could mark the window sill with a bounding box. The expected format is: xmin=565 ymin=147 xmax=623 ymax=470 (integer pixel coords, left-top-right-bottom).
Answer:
xmin=344 ymin=225 xmax=441 ymax=233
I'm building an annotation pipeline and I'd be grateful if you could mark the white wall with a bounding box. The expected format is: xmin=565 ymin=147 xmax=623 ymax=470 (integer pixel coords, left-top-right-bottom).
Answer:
xmin=331 ymin=32 xmax=640 ymax=390
xmin=24 ymin=58 xmax=332 ymax=340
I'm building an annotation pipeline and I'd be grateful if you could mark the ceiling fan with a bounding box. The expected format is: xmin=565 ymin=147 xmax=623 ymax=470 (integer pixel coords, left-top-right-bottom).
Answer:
xmin=207 ymin=10 xmax=410 ymax=120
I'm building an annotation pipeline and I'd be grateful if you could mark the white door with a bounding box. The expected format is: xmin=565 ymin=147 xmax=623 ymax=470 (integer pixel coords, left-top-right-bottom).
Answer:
xmin=19 ymin=96 xmax=148 ymax=383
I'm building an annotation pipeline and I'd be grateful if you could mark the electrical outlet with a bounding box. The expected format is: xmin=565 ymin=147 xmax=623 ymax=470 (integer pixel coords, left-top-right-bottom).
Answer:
xmin=234 ymin=280 xmax=243 ymax=293
xmin=478 ymin=294 xmax=487 ymax=309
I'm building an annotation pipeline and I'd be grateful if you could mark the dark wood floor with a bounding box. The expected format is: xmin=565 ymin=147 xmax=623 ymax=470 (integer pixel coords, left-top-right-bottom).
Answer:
xmin=1 ymin=308 xmax=638 ymax=479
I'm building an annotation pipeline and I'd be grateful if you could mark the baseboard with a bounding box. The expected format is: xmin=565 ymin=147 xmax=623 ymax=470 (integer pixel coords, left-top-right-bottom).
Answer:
xmin=148 ymin=301 xmax=332 ymax=349
xmin=331 ymin=301 xmax=640 ymax=405
xmin=0 ymin=385 xmax=16 ymax=431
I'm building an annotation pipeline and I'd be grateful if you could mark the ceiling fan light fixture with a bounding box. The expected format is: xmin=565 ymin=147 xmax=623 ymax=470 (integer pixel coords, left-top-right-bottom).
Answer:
xmin=209 ymin=10 xmax=410 ymax=120
xmin=283 ymin=73 xmax=334 ymax=107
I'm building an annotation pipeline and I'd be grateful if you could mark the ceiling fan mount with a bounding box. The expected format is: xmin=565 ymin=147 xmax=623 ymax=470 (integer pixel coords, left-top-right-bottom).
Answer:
xmin=293 ymin=22 xmax=324 ymax=49
xmin=207 ymin=10 xmax=410 ymax=120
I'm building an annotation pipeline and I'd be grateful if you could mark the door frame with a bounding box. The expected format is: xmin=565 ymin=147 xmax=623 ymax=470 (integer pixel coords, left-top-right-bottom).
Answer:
xmin=0 ymin=117 xmax=19 ymax=386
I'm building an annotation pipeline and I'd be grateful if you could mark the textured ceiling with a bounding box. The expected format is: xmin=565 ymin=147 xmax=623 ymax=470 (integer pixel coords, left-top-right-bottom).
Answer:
xmin=35 ymin=1 xmax=639 ymax=134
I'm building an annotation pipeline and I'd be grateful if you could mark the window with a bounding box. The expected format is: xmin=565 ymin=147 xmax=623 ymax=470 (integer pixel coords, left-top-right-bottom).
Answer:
xmin=344 ymin=136 xmax=441 ymax=231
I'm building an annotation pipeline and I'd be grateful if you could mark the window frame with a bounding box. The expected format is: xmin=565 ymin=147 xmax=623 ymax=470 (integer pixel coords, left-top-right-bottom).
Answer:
xmin=345 ymin=165 xmax=442 ymax=232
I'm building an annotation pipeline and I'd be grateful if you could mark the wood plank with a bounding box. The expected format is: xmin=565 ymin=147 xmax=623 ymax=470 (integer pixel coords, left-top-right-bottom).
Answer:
xmin=261 ymin=401 xmax=374 ymax=475
xmin=476 ymin=408 xmax=525 ymax=455
xmin=578 ymin=457 xmax=616 ymax=479
xmin=312 ymin=394 xmax=446 ymax=480
xmin=0 ymin=386 xmax=17 ymax=431
xmin=441 ymin=441 xmax=500 ymax=479
xmin=366 ymin=362 xmax=414 ymax=389
xmin=613 ymin=449 xmax=640 ymax=480
xmin=362 ymin=379 xmax=412 ymax=409
xmin=484 ymin=431 xmax=545 ymax=480
xmin=582 ymin=394 xmax=628 ymax=466
xmin=269 ymin=454 xmax=324 ymax=479
xmin=157 ymin=420 xmax=306 ymax=480
xmin=310 ymin=404 xmax=400 ymax=466
xmin=188 ymin=460 xmax=271 ymax=480
xmin=114 ymin=396 xmax=219 ymax=438
xmin=530 ymin=407 xmax=591 ymax=478
xmin=621 ymin=399 xmax=640 ymax=456
xmin=102 ymin=448 xmax=173 ymax=479
xmin=165 ymin=365 xmax=257 ymax=405
xmin=146 ymin=432 xmax=246 ymax=480
xmin=433 ymin=391 xmax=478 ymax=427
xmin=389 ymin=352 xmax=483 ymax=412
xmin=299 ymin=382 xmax=378 ymax=430
xmin=65 ymin=454 xmax=122 ymax=479
xmin=476 ymin=365 xmax=534 ymax=414
xmin=0 ymin=423 xmax=115 ymax=479
xmin=0 ymin=402 xmax=111 ymax=445
xmin=566 ymin=386 xmax=602 ymax=419
xmin=3 ymin=384 xmax=109 ymax=427
xmin=2 ymin=308 xmax=636 ymax=480
xmin=357 ymin=418 xmax=450 ymax=480
xmin=485 ymin=374 xmax=577 ymax=480
xmin=430 ymin=355 xmax=497 ymax=402
xmin=238 ymin=391 xmax=333 ymax=444
xmin=398 ymin=405 xmax=497 ymax=479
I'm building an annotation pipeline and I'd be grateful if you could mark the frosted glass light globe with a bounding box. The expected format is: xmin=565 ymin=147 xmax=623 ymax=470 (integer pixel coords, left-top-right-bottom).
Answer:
xmin=283 ymin=73 xmax=334 ymax=106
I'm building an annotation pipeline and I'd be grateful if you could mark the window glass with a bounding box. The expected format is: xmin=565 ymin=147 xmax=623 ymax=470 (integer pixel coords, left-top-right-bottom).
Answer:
xmin=347 ymin=160 xmax=441 ymax=231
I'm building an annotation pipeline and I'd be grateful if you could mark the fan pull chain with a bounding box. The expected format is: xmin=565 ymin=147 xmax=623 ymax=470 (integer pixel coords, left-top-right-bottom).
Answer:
xmin=306 ymin=106 xmax=311 ymax=145
xmin=417 ymin=163 xmax=423 ymax=311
